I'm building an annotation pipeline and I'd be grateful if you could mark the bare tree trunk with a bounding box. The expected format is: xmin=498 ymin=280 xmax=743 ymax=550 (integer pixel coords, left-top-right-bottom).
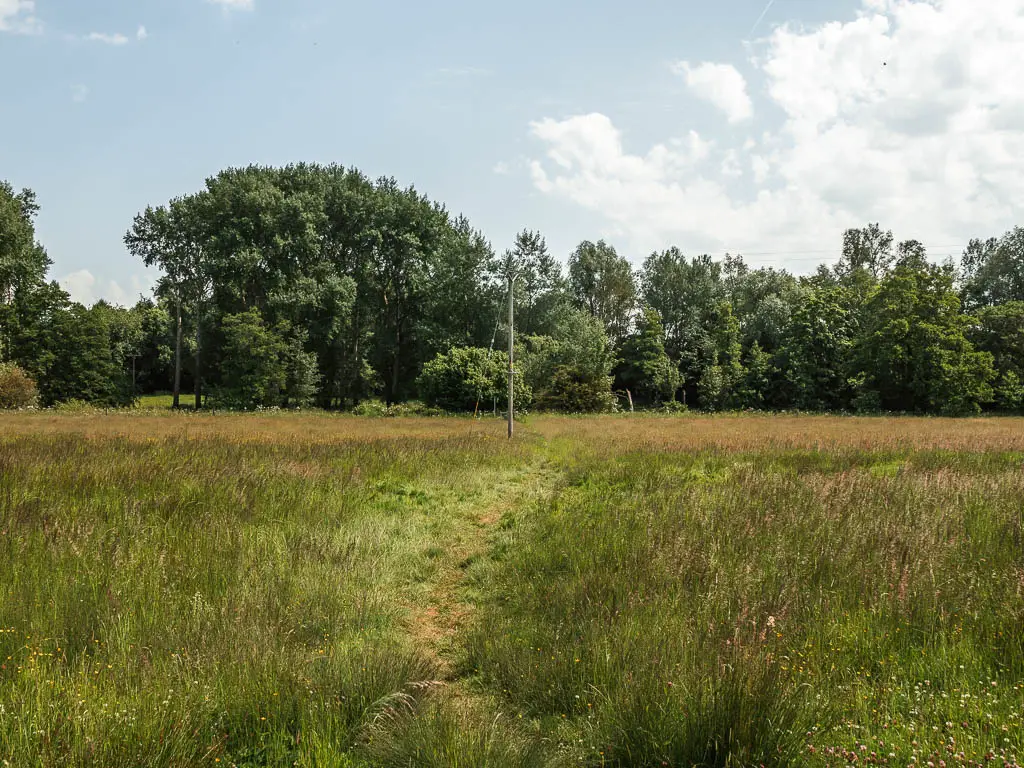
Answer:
xmin=172 ymin=299 xmax=183 ymax=409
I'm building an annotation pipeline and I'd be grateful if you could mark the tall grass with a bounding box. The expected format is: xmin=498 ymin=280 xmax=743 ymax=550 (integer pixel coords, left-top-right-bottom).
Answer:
xmin=0 ymin=425 xmax=526 ymax=766
xmin=1 ymin=413 xmax=1022 ymax=767
xmin=464 ymin=444 xmax=1024 ymax=767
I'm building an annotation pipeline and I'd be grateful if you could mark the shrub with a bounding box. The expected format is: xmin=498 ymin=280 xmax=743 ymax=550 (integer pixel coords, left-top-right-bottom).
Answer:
xmin=50 ymin=398 xmax=99 ymax=413
xmin=660 ymin=399 xmax=689 ymax=414
xmin=352 ymin=399 xmax=390 ymax=417
xmin=417 ymin=347 xmax=530 ymax=413
xmin=534 ymin=363 xmax=616 ymax=413
xmin=0 ymin=362 xmax=38 ymax=409
xmin=216 ymin=309 xmax=287 ymax=409
xmin=351 ymin=399 xmax=445 ymax=417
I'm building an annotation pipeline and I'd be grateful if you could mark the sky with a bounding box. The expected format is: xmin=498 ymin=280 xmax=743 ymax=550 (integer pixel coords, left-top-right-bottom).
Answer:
xmin=2 ymin=0 xmax=1024 ymax=306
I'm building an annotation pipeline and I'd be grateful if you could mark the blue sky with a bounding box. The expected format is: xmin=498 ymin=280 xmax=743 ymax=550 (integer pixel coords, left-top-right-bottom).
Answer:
xmin=4 ymin=0 xmax=1024 ymax=305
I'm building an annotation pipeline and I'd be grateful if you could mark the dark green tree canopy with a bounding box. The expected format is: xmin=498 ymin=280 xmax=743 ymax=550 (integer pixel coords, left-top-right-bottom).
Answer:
xmin=5 ymin=173 xmax=1024 ymax=416
xmin=853 ymin=258 xmax=994 ymax=415
xmin=569 ymin=239 xmax=637 ymax=346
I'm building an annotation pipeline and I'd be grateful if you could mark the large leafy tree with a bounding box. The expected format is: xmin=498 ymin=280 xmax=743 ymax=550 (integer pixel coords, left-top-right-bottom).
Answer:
xmin=0 ymin=181 xmax=59 ymax=368
xmin=507 ymin=229 xmax=567 ymax=337
xmin=419 ymin=217 xmax=500 ymax=367
xmin=961 ymin=228 xmax=1024 ymax=308
xmin=128 ymin=298 xmax=174 ymax=395
xmin=128 ymin=164 xmax=497 ymax=409
xmin=724 ymin=258 xmax=804 ymax=353
xmin=970 ymin=301 xmax=1024 ymax=411
xmin=568 ymin=240 xmax=637 ymax=347
xmin=641 ymin=250 xmax=726 ymax=398
xmin=616 ymin=307 xmax=679 ymax=407
xmin=776 ymin=284 xmax=857 ymax=411
xmin=41 ymin=303 xmax=134 ymax=407
xmin=125 ymin=196 xmax=211 ymax=408
xmin=0 ymin=183 xmax=49 ymax=306
xmin=838 ymin=223 xmax=895 ymax=280
xmin=521 ymin=305 xmax=617 ymax=413
xmin=215 ymin=308 xmax=287 ymax=409
xmin=417 ymin=346 xmax=528 ymax=413
xmin=853 ymin=254 xmax=994 ymax=414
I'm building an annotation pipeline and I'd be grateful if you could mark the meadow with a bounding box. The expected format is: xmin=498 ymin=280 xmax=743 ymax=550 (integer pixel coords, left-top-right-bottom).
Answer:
xmin=1 ymin=412 xmax=1022 ymax=767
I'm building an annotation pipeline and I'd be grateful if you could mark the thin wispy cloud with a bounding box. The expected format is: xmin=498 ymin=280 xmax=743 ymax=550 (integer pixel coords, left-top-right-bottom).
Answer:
xmin=88 ymin=31 xmax=129 ymax=45
xmin=71 ymin=84 xmax=90 ymax=103
xmin=749 ymin=0 xmax=775 ymax=37
xmin=136 ymin=25 xmax=148 ymax=41
xmin=208 ymin=0 xmax=254 ymax=10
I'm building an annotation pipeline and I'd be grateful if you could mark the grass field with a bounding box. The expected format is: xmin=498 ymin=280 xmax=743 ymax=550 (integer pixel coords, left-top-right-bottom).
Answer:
xmin=1 ymin=412 xmax=1022 ymax=767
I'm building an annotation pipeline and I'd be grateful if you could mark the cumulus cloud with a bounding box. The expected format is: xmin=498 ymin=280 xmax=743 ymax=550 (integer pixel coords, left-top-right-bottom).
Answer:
xmin=528 ymin=0 xmax=1024 ymax=266
xmin=673 ymin=61 xmax=754 ymax=124
xmin=0 ymin=0 xmax=39 ymax=33
xmin=60 ymin=270 xmax=155 ymax=307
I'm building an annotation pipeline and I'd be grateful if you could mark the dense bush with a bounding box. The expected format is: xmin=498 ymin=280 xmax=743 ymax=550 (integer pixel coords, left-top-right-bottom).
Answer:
xmin=417 ymin=346 xmax=530 ymax=413
xmin=533 ymin=363 xmax=617 ymax=413
xmin=0 ymin=362 xmax=37 ymax=409
xmin=214 ymin=309 xmax=287 ymax=409
xmin=352 ymin=399 xmax=444 ymax=417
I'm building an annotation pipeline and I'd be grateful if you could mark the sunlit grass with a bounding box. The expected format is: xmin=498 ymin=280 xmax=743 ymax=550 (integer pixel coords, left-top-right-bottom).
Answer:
xmin=135 ymin=393 xmax=177 ymax=410
xmin=1 ymin=413 xmax=1022 ymax=766
xmin=0 ymin=420 xmax=529 ymax=766
xmin=464 ymin=441 xmax=1024 ymax=767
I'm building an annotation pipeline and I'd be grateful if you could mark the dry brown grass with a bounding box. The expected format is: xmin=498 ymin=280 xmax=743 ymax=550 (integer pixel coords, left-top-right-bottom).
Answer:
xmin=0 ymin=412 xmax=507 ymax=444
xmin=532 ymin=413 xmax=1024 ymax=452
xmin=4 ymin=411 xmax=1023 ymax=452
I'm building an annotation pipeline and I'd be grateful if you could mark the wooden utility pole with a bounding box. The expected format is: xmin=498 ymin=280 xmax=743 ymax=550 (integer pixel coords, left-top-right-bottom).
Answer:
xmin=507 ymin=272 xmax=515 ymax=440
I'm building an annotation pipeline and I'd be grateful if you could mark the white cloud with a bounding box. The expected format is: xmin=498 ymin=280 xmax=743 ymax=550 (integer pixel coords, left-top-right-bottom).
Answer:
xmin=88 ymin=31 xmax=129 ymax=45
xmin=136 ymin=25 xmax=148 ymax=41
xmin=208 ymin=0 xmax=254 ymax=10
xmin=60 ymin=270 xmax=155 ymax=307
xmin=0 ymin=0 xmax=39 ymax=33
xmin=673 ymin=61 xmax=754 ymax=124
xmin=71 ymin=84 xmax=90 ymax=103
xmin=60 ymin=270 xmax=98 ymax=304
xmin=528 ymin=0 xmax=1024 ymax=266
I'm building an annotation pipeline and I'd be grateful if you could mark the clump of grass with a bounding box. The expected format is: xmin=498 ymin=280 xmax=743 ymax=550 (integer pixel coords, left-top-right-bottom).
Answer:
xmin=360 ymin=695 xmax=552 ymax=768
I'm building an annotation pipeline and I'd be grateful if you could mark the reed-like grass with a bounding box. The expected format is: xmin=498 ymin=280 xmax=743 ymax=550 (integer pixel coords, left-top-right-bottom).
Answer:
xmin=464 ymin=440 xmax=1024 ymax=767
xmin=0 ymin=423 xmax=528 ymax=766
xmin=1 ymin=412 xmax=1022 ymax=767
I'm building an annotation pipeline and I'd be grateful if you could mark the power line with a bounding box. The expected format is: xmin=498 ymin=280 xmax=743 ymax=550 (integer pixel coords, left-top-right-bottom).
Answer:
xmin=699 ymin=244 xmax=971 ymax=261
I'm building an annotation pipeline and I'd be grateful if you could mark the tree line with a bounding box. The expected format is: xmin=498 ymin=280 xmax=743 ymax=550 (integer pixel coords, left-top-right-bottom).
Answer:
xmin=1 ymin=165 xmax=1022 ymax=415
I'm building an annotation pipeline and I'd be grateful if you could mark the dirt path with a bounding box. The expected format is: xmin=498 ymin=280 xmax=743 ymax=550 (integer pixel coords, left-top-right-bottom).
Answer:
xmin=406 ymin=456 xmax=557 ymax=683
